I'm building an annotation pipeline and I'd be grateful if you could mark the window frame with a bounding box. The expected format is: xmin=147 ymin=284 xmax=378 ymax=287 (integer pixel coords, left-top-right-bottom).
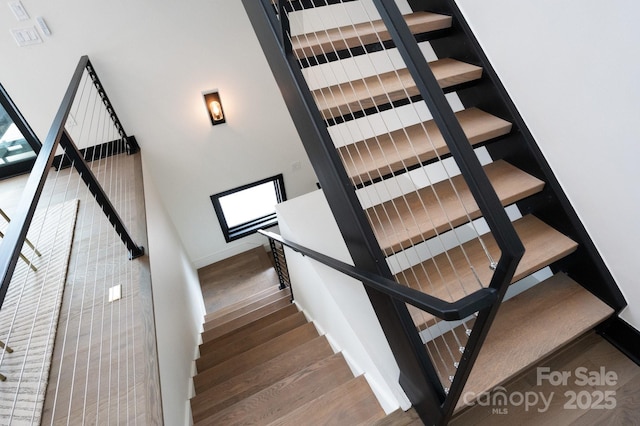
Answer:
xmin=210 ymin=173 xmax=287 ymax=243
xmin=0 ymin=83 xmax=41 ymax=180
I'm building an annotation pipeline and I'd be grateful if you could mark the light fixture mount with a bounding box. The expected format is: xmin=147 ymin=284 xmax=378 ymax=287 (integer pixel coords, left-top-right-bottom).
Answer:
xmin=203 ymin=91 xmax=226 ymax=125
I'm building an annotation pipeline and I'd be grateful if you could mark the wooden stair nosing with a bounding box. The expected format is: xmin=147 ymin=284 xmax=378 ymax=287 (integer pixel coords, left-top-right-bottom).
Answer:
xmin=292 ymin=12 xmax=452 ymax=58
xmin=193 ymin=322 xmax=319 ymax=393
xmin=197 ymin=353 xmax=354 ymax=426
xmin=191 ymin=336 xmax=334 ymax=423
xmin=453 ymin=272 xmax=614 ymax=411
xmin=402 ymin=214 xmax=579 ymax=327
xmin=203 ymin=288 xmax=291 ymax=330
xmin=339 ymin=108 xmax=512 ymax=184
xmin=313 ymin=59 xmax=483 ymax=119
xmin=370 ymin=408 xmax=423 ymax=426
xmin=203 ymin=285 xmax=289 ymax=326
xmin=196 ymin=311 xmax=308 ymax=371
xmin=265 ymin=375 xmax=385 ymax=426
xmin=200 ymin=304 xmax=299 ymax=352
xmin=369 ymin=160 xmax=545 ymax=254
xmin=201 ymin=296 xmax=293 ymax=342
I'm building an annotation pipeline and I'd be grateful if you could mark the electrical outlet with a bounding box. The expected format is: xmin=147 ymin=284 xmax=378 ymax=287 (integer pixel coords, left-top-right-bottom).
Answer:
xmin=108 ymin=285 xmax=122 ymax=302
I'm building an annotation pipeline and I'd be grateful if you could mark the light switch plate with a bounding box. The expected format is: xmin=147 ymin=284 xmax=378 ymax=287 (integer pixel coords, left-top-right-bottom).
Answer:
xmin=10 ymin=27 xmax=42 ymax=47
xmin=8 ymin=1 xmax=29 ymax=21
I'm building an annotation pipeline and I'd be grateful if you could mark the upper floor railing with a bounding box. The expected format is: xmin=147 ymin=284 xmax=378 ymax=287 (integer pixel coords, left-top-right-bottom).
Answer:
xmin=0 ymin=55 xmax=144 ymax=309
xmin=0 ymin=56 xmax=159 ymax=424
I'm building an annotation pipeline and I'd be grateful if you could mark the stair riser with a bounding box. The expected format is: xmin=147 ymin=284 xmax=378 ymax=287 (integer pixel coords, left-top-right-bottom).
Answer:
xmin=203 ymin=289 xmax=290 ymax=330
xmin=193 ymin=323 xmax=319 ymax=394
xmin=191 ymin=336 xmax=334 ymax=423
xmin=201 ymin=296 xmax=293 ymax=342
xmin=198 ymin=354 xmax=353 ymax=426
xmin=197 ymin=312 xmax=308 ymax=371
xmin=200 ymin=303 xmax=298 ymax=353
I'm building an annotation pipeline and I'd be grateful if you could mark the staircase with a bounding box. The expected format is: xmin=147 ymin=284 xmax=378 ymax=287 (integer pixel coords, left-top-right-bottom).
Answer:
xmin=243 ymin=0 xmax=625 ymax=423
xmin=191 ymin=285 xmax=425 ymax=425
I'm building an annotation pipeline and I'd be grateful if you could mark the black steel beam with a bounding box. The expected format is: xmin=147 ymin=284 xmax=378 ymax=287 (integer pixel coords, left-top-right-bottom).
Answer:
xmin=59 ymin=130 xmax=144 ymax=259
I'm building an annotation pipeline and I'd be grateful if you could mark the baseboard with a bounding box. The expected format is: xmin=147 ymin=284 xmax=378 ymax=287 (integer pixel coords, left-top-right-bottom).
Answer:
xmin=596 ymin=316 xmax=640 ymax=366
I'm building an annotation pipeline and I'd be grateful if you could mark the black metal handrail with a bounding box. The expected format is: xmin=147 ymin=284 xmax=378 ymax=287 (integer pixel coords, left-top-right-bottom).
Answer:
xmin=0 ymin=55 xmax=144 ymax=309
xmin=260 ymin=230 xmax=497 ymax=320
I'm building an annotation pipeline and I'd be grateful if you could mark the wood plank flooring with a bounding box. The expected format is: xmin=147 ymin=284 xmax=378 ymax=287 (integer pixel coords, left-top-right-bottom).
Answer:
xmin=451 ymin=332 xmax=640 ymax=425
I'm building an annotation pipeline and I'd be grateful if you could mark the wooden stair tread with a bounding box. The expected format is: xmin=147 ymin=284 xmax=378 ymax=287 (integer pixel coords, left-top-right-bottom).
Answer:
xmin=370 ymin=408 xmax=423 ymax=426
xmin=191 ymin=336 xmax=334 ymax=423
xmin=193 ymin=322 xmax=319 ymax=393
xmin=292 ymin=12 xmax=452 ymax=58
xmin=201 ymin=303 xmax=298 ymax=350
xmin=313 ymin=59 xmax=482 ymax=119
xmin=203 ymin=287 xmax=291 ymax=331
xmin=203 ymin=285 xmax=288 ymax=326
xmin=202 ymin=296 xmax=293 ymax=342
xmin=339 ymin=108 xmax=512 ymax=184
xmin=197 ymin=311 xmax=308 ymax=370
xmin=401 ymin=214 xmax=578 ymax=327
xmin=266 ymin=375 xmax=385 ymax=426
xmin=454 ymin=273 xmax=614 ymax=411
xmin=369 ymin=160 xmax=545 ymax=254
xmin=198 ymin=353 xmax=353 ymax=426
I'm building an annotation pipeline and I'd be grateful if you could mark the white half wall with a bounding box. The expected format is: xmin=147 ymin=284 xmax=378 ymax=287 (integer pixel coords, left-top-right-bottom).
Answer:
xmin=455 ymin=0 xmax=640 ymax=329
xmin=276 ymin=190 xmax=411 ymax=413
xmin=143 ymin=157 xmax=206 ymax=425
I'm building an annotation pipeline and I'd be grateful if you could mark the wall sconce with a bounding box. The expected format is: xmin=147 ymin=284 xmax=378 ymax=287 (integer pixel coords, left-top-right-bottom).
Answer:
xmin=203 ymin=91 xmax=226 ymax=125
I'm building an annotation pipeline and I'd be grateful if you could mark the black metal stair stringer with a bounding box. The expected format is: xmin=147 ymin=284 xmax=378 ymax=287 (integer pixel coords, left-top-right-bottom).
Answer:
xmin=243 ymin=0 xmax=450 ymax=422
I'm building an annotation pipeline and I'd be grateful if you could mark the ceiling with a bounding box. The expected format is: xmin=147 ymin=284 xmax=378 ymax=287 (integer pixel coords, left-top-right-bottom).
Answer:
xmin=0 ymin=0 xmax=318 ymax=267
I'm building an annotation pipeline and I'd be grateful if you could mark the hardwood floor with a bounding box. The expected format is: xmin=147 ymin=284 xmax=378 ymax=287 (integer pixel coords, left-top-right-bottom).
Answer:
xmin=198 ymin=246 xmax=281 ymax=314
xmin=451 ymin=332 xmax=640 ymax=425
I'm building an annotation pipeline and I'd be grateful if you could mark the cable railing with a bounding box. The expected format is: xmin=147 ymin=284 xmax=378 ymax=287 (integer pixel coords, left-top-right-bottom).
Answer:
xmin=0 ymin=56 xmax=143 ymax=307
xmin=0 ymin=56 xmax=160 ymax=424
xmin=245 ymin=0 xmax=525 ymax=423
xmin=261 ymin=229 xmax=497 ymax=319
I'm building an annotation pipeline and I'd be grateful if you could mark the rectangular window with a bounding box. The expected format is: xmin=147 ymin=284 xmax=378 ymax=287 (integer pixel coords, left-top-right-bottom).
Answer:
xmin=211 ymin=174 xmax=286 ymax=242
xmin=0 ymin=83 xmax=39 ymax=179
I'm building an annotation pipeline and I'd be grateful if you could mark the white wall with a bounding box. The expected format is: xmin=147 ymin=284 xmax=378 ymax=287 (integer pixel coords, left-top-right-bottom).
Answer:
xmin=276 ymin=190 xmax=411 ymax=414
xmin=143 ymin=157 xmax=206 ymax=425
xmin=0 ymin=0 xmax=318 ymax=268
xmin=455 ymin=0 xmax=640 ymax=329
